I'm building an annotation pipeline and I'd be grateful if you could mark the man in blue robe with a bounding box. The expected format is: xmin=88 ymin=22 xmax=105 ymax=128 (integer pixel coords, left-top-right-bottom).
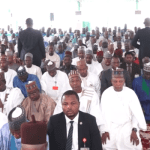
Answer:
xmin=132 ymin=62 xmax=150 ymax=149
xmin=13 ymin=66 xmax=41 ymax=98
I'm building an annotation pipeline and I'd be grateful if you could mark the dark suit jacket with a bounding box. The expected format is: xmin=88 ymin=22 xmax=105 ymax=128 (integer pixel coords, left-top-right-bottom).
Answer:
xmin=18 ymin=28 xmax=45 ymax=66
xmin=59 ymin=65 xmax=76 ymax=75
xmin=101 ymin=68 xmax=132 ymax=94
xmin=132 ymin=27 xmax=150 ymax=63
xmin=120 ymin=62 xmax=141 ymax=82
xmin=47 ymin=111 xmax=102 ymax=150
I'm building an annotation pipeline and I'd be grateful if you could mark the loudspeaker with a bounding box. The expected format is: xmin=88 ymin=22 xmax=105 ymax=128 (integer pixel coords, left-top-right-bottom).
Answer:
xmin=50 ymin=13 xmax=54 ymax=21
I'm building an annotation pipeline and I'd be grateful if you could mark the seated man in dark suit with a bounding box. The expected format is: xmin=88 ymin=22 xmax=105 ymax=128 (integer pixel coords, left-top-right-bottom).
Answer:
xmin=101 ymin=56 xmax=132 ymax=94
xmin=120 ymin=51 xmax=141 ymax=82
xmin=47 ymin=90 xmax=102 ymax=150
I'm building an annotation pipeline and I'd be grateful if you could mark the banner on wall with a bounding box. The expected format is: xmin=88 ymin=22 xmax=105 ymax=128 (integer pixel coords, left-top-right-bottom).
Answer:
xmin=82 ymin=21 xmax=90 ymax=31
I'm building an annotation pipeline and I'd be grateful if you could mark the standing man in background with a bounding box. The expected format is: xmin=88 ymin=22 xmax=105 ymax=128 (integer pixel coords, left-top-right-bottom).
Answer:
xmin=18 ymin=18 xmax=45 ymax=67
xmin=132 ymin=18 xmax=150 ymax=68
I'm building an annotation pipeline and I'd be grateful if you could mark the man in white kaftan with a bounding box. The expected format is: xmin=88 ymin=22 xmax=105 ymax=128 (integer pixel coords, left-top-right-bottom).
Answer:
xmin=76 ymin=59 xmax=100 ymax=97
xmin=0 ymin=70 xmax=24 ymax=116
xmin=41 ymin=61 xmax=71 ymax=104
xmin=24 ymin=53 xmax=42 ymax=80
xmin=0 ymin=55 xmax=17 ymax=88
xmin=101 ymin=68 xmax=147 ymax=150
xmin=45 ymin=42 xmax=60 ymax=68
xmin=85 ymin=49 xmax=102 ymax=76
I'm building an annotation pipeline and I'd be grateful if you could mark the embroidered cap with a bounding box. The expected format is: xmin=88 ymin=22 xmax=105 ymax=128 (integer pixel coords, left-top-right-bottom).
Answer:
xmin=8 ymin=105 xmax=27 ymax=131
xmin=112 ymin=68 xmax=124 ymax=78
xmin=68 ymin=70 xmax=80 ymax=80
xmin=25 ymin=81 xmax=39 ymax=93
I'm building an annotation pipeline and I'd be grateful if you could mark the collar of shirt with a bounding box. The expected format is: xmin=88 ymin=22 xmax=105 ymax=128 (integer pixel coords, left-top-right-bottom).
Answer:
xmin=126 ymin=63 xmax=132 ymax=67
xmin=80 ymin=72 xmax=89 ymax=80
xmin=65 ymin=112 xmax=79 ymax=125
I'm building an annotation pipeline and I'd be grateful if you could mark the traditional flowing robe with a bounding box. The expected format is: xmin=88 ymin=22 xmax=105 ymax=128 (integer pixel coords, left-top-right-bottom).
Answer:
xmin=22 ymin=93 xmax=56 ymax=124
xmin=101 ymin=86 xmax=147 ymax=149
xmin=41 ymin=70 xmax=71 ymax=103
xmin=0 ymin=87 xmax=24 ymax=115
xmin=5 ymin=69 xmax=17 ymax=88
xmin=80 ymin=72 xmax=100 ymax=97
xmin=13 ymin=74 xmax=41 ymax=98
xmin=25 ymin=64 xmax=42 ymax=80
xmin=45 ymin=52 xmax=60 ymax=68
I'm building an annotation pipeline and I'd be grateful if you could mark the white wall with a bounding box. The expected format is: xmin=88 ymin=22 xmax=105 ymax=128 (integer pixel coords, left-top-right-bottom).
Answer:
xmin=0 ymin=0 xmax=149 ymax=32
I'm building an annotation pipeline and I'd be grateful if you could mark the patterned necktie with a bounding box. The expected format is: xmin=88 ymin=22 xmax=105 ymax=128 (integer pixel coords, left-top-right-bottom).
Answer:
xmin=128 ymin=64 xmax=132 ymax=75
xmin=66 ymin=121 xmax=74 ymax=150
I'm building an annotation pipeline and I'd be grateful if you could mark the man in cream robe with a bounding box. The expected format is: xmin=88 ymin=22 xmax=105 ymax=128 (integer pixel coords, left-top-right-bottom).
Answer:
xmin=41 ymin=61 xmax=71 ymax=104
xmin=101 ymin=69 xmax=147 ymax=150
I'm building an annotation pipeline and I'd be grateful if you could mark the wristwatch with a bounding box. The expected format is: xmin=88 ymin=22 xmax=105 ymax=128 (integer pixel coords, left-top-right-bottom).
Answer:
xmin=132 ymin=128 xmax=137 ymax=132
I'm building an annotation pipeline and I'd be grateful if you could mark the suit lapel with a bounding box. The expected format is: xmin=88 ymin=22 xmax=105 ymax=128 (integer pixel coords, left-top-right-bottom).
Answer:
xmin=59 ymin=113 xmax=67 ymax=145
xmin=78 ymin=111 xmax=84 ymax=148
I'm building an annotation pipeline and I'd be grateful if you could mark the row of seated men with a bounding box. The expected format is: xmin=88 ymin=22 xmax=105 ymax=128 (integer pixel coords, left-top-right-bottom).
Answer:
xmin=0 ymin=51 xmax=149 ymax=149
xmin=0 ymin=24 xmax=149 ymax=149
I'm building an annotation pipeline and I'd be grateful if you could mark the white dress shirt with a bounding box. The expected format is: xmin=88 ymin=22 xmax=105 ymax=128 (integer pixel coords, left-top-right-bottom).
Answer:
xmin=65 ymin=113 xmax=79 ymax=150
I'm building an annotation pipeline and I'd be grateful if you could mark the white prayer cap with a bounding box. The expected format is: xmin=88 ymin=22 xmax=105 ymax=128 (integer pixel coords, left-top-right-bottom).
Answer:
xmin=104 ymin=51 xmax=112 ymax=58
xmin=94 ymin=43 xmax=98 ymax=46
xmin=125 ymin=32 xmax=129 ymax=35
xmin=8 ymin=105 xmax=26 ymax=131
xmin=46 ymin=60 xmax=56 ymax=71
xmin=85 ymin=49 xmax=93 ymax=56
xmin=78 ymin=38 xmax=82 ymax=41
xmin=78 ymin=46 xmax=85 ymax=52
xmin=49 ymin=36 xmax=55 ymax=43
xmin=28 ymin=81 xmax=34 ymax=84
xmin=48 ymin=61 xmax=53 ymax=66
xmin=18 ymin=66 xmax=24 ymax=71
xmin=54 ymin=34 xmax=58 ymax=37
xmin=24 ymin=53 xmax=33 ymax=60
xmin=12 ymin=107 xmax=22 ymax=118
xmin=143 ymin=62 xmax=150 ymax=72
xmin=5 ymin=50 xmax=13 ymax=56
xmin=102 ymin=38 xmax=108 ymax=43
xmin=117 ymin=32 xmax=121 ymax=37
